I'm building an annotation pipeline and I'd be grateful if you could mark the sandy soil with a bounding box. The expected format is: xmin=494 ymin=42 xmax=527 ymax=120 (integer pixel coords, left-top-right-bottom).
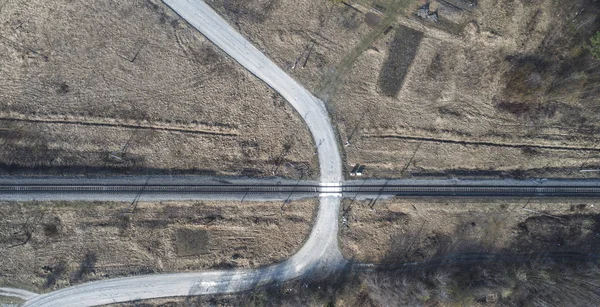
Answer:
xmin=340 ymin=197 xmax=600 ymax=263
xmin=0 ymin=199 xmax=317 ymax=293
xmin=0 ymin=0 xmax=316 ymax=178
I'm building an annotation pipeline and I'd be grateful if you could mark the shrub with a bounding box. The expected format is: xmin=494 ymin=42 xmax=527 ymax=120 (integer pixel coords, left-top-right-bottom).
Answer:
xmin=586 ymin=31 xmax=600 ymax=60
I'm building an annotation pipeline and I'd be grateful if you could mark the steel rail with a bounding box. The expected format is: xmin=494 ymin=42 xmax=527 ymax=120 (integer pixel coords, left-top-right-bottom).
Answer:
xmin=342 ymin=185 xmax=600 ymax=196
xmin=1 ymin=184 xmax=600 ymax=197
xmin=0 ymin=184 xmax=319 ymax=193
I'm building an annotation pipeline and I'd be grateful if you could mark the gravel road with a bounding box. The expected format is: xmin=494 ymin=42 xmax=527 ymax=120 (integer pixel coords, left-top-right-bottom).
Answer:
xmin=19 ymin=0 xmax=345 ymax=306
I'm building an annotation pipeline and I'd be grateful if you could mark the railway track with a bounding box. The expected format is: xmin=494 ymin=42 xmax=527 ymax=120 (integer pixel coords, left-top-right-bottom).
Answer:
xmin=343 ymin=185 xmax=600 ymax=197
xmin=2 ymin=184 xmax=600 ymax=197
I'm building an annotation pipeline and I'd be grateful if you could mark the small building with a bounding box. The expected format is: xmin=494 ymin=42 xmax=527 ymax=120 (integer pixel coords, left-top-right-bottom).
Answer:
xmin=350 ymin=164 xmax=365 ymax=177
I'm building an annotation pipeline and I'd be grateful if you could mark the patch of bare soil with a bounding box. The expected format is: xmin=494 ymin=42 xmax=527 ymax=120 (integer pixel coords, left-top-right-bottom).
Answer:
xmin=333 ymin=0 xmax=600 ymax=179
xmin=340 ymin=197 xmax=600 ymax=263
xmin=0 ymin=0 xmax=316 ymax=178
xmin=0 ymin=199 xmax=317 ymax=292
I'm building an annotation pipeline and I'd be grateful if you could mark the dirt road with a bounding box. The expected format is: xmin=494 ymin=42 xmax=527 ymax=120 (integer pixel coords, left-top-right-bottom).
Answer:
xmin=19 ymin=0 xmax=345 ymax=306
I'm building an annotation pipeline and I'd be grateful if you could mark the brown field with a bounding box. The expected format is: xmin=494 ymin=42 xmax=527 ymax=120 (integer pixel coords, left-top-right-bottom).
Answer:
xmin=210 ymin=0 xmax=600 ymax=179
xmin=337 ymin=0 xmax=600 ymax=179
xmin=207 ymin=0 xmax=379 ymax=94
xmin=340 ymin=197 xmax=600 ymax=263
xmin=0 ymin=199 xmax=317 ymax=293
xmin=0 ymin=0 xmax=316 ymax=178
xmin=98 ymin=196 xmax=600 ymax=306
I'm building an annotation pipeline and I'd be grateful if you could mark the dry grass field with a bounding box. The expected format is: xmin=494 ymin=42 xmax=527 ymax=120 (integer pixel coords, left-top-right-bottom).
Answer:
xmin=340 ymin=197 xmax=600 ymax=263
xmin=211 ymin=0 xmax=600 ymax=179
xmin=207 ymin=0 xmax=414 ymax=97
xmin=0 ymin=199 xmax=317 ymax=293
xmin=0 ymin=0 xmax=316 ymax=178
xmin=337 ymin=0 xmax=600 ymax=179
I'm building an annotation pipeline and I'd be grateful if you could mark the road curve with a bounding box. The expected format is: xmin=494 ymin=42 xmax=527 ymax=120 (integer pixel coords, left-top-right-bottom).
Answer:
xmin=22 ymin=195 xmax=343 ymax=307
xmin=20 ymin=0 xmax=344 ymax=306
xmin=162 ymin=0 xmax=342 ymax=184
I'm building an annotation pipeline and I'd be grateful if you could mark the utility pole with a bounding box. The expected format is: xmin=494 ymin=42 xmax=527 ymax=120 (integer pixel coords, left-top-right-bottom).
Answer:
xmin=369 ymin=179 xmax=389 ymax=209
xmin=123 ymin=177 xmax=149 ymax=214
xmin=282 ymin=167 xmax=305 ymax=210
